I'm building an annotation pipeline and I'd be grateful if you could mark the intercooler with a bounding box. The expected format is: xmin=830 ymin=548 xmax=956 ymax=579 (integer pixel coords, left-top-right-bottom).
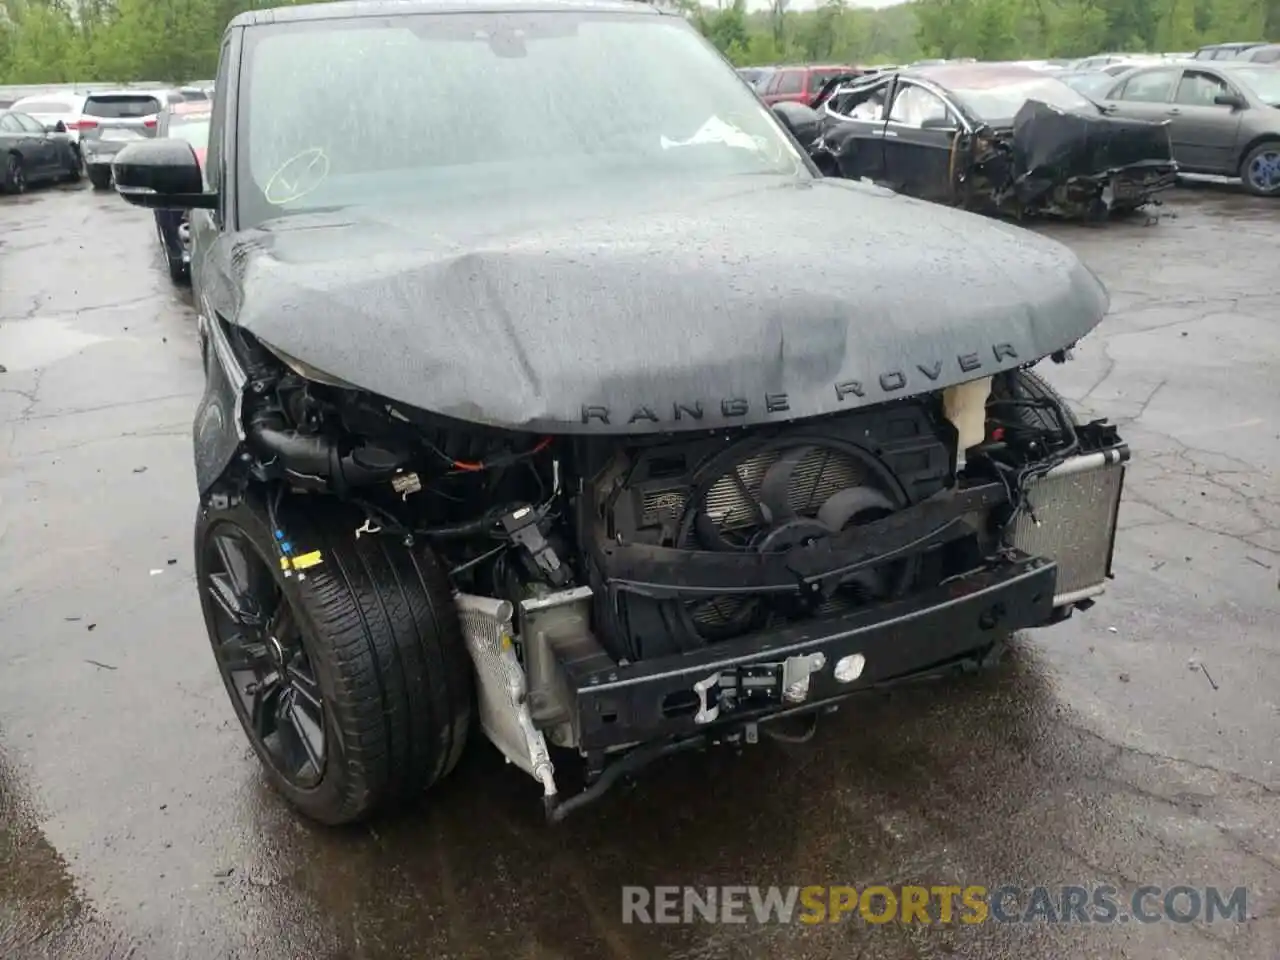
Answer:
xmin=1007 ymin=449 xmax=1127 ymax=605
xmin=454 ymin=593 xmax=557 ymax=799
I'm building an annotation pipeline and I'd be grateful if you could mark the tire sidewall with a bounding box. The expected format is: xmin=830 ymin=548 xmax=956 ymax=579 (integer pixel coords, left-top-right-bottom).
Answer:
xmin=194 ymin=497 xmax=361 ymax=824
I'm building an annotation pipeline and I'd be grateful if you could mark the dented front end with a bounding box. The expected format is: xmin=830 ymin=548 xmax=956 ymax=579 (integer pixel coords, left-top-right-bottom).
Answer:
xmin=954 ymin=100 xmax=1178 ymax=219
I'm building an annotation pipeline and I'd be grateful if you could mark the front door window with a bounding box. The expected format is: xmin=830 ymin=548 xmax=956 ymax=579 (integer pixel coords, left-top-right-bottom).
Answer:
xmin=888 ymin=84 xmax=953 ymax=127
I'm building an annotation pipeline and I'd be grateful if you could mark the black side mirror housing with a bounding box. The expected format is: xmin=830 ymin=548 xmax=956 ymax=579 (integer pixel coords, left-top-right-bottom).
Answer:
xmin=1213 ymin=93 xmax=1246 ymax=109
xmin=52 ymin=120 xmax=67 ymax=133
xmin=112 ymin=138 xmax=216 ymax=210
xmin=771 ymin=101 xmax=822 ymax=151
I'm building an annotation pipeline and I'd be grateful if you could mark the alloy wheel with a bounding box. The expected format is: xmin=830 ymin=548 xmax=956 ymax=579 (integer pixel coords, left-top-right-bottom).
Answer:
xmin=1248 ymin=150 xmax=1280 ymax=194
xmin=201 ymin=524 xmax=327 ymax=788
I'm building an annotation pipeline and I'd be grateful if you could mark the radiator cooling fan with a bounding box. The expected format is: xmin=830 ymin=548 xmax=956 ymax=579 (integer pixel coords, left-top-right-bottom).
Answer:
xmin=674 ymin=436 xmax=913 ymax=642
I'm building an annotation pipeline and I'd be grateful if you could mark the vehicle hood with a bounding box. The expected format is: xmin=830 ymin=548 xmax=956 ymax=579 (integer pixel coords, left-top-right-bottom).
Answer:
xmin=224 ymin=176 xmax=1108 ymax=434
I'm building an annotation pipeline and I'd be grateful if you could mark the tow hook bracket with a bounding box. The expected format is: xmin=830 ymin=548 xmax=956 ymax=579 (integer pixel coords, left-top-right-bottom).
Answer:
xmin=781 ymin=652 xmax=826 ymax=703
xmin=692 ymin=672 xmax=722 ymax=724
xmin=690 ymin=652 xmax=829 ymax=725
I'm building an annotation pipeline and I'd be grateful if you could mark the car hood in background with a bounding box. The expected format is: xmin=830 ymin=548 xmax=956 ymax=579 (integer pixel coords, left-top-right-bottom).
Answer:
xmin=222 ymin=176 xmax=1109 ymax=434
xmin=1010 ymin=99 xmax=1176 ymax=201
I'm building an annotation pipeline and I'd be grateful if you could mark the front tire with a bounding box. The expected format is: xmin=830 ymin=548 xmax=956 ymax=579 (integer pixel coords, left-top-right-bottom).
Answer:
xmin=157 ymin=215 xmax=188 ymax=284
xmin=992 ymin=368 xmax=1079 ymax=431
xmin=3 ymin=153 xmax=25 ymax=194
xmin=195 ymin=495 xmax=474 ymax=825
xmin=1241 ymin=140 xmax=1280 ymax=197
xmin=87 ymin=165 xmax=112 ymax=190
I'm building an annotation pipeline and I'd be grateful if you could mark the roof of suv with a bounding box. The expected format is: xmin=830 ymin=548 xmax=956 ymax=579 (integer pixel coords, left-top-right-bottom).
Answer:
xmin=230 ymin=0 xmax=663 ymax=27
xmin=85 ymin=89 xmax=184 ymax=102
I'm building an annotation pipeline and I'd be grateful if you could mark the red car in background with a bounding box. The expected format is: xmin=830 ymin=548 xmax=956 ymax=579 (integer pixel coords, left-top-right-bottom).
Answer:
xmin=161 ymin=100 xmax=211 ymax=170
xmin=758 ymin=64 xmax=864 ymax=106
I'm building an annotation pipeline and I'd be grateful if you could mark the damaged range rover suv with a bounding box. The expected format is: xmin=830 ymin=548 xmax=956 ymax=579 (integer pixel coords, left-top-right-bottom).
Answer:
xmin=112 ymin=0 xmax=1128 ymax=824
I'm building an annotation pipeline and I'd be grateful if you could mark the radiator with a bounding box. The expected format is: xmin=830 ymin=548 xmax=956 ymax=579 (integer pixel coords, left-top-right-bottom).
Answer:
xmin=1008 ymin=449 xmax=1127 ymax=606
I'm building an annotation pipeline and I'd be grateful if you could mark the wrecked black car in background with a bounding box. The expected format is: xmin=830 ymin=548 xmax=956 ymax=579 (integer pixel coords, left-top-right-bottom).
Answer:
xmin=790 ymin=63 xmax=1178 ymax=219
xmin=113 ymin=0 xmax=1129 ymax=827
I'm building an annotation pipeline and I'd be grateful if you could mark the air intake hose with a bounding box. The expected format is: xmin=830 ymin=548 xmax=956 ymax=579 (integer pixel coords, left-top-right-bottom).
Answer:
xmin=248 ymin=412 xmax=403 ymax=495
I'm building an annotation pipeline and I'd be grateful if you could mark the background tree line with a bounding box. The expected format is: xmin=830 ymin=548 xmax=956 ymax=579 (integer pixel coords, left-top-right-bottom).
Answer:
xmin=0 ymin=0 xmax=1276 ymax=85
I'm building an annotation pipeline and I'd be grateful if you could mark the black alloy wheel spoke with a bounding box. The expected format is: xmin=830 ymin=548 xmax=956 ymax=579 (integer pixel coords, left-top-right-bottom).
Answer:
xmin=283 ymin=692 xmax=325 ymax=774
xmin=251 ymin=672 xmax=284 ymax=740
xmin=286 ymin=661 xmax=323 ymax=713
xmin=219 ymin=635 xmax=270 ymax=673
xmin=223 ymin=535 xmax=272 ymax=623
xmin=267 ymin=599 xmax=297 ymax=645
xmin=208 ymin=573 xmax=254 ymax=625
xmin=203 ymin=521 xmax=328 ymax=789
xmin=210 ymin=534 xmax=265 ymax=627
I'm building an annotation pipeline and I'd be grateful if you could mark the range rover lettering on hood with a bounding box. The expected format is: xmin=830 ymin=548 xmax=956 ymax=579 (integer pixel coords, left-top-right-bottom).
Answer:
xmin=226 ymin=177 xmax=1110 ymax=435
xmin=583 ymin=342 xmax=1021 ymax=425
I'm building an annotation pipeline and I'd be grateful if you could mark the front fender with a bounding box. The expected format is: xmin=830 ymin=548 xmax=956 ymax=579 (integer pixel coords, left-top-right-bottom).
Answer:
xmin=193 ymin=312 xmax=248 ymax=496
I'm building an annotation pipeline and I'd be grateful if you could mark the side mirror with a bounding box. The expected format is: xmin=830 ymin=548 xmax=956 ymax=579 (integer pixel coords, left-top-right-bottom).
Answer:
xmin=52 ymin=120 xmax=67 ymax=134
xmin=112 ymin=138 xmax=216 ymax=210
xmin=771 ymin=101 xmax=822 ymax=151
xmin=1213 ymin=93 xmax=1246 ymax=109
xmin=921 ymin=115 xmax=958 ymax=131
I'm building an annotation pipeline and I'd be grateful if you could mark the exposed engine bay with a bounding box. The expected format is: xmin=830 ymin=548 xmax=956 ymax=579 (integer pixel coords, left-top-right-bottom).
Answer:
xmin=208 ymin=319 xmax=1127 ymax=819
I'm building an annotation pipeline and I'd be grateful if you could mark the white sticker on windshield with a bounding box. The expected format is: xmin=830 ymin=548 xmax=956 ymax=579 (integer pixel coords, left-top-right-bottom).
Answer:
xmin=660 ymin=116 xmax=763 ymax=153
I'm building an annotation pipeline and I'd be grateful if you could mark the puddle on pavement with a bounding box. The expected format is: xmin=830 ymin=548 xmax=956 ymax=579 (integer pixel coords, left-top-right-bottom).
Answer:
xmin=0 ymin=741 xmax=93 ymax=951
xmin=0 ymin=316 xmax=110 ymax=372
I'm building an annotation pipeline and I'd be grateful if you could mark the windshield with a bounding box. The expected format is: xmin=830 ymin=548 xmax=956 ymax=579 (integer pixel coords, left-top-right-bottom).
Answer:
xmin=237 ymin=11 xmax=805 ymax=228
xmin=84 ymin=95 xmax=162 ymax=119
xmin=1232 ymin=66 xmax=1280 ymax=104
xmin=948 ymin=76 xmax=1096 ymax=121
xmin=1061 ymin=73 xmax=1116 ymax=99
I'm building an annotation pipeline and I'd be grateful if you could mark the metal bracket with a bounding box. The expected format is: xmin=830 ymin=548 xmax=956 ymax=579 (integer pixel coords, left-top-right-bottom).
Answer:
xmin=781 ymin=652 xmax=827 ymax=703
xmin=693 ymin=672 xmax=722 ymax=725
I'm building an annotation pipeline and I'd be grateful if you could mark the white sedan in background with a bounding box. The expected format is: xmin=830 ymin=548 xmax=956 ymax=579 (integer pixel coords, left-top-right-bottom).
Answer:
xmin=8 ymin=91 xmax=90 ymax=144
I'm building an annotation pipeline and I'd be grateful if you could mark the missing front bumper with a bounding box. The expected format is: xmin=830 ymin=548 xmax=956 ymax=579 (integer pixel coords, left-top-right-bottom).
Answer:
xmin=563 ymin=552 xmax=1055 ymax=751
xmin=1007 ymin=447 xmax=1127 ymax=606
xmin=453 ymin=433 xmax=1127 ymax=818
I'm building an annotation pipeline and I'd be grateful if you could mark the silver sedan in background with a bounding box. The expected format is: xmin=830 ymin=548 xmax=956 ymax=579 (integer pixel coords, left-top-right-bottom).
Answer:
xmin=1096 ymin=60 xmax=1280 ymax=195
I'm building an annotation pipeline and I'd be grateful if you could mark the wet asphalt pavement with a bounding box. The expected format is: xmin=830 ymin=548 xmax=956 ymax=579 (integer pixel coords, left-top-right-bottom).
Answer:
xmin=1 ymin=182 xmax=1278 ymax=960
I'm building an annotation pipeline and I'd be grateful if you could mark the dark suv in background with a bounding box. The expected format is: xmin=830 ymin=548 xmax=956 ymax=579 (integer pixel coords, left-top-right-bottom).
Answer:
xmin=152 ymin=101 xmax=212 ymax=282
xmin=1192 ymin=42 xmax=1269 ymax=60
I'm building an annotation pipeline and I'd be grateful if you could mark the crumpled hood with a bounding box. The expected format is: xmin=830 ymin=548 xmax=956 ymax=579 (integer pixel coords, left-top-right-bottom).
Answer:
xmin=1011 ymin=99 xmax=1176 ymax=201
xmin=226 ymin=176 xmax=1108 ymax=434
